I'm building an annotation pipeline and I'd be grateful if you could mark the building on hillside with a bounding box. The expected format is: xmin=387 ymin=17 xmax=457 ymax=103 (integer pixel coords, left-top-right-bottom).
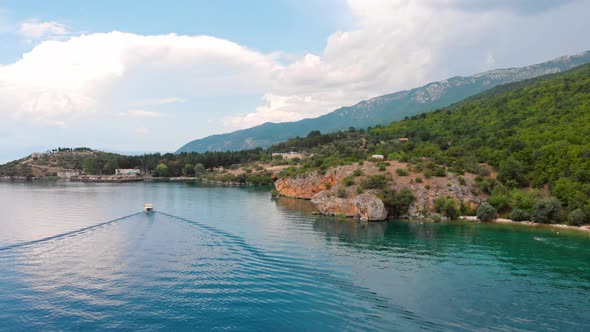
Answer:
xmin=371 ymin=154 xmax=385 ymax=160
xmin=115 ymin=169 xmax=141 ymax=176
xmin=57 ymin=170 xmax=80 ymax=178
xmin=271 ymin=152 xmax=306 ymax=160
xmin=212 ymin=166 xmax=225 ymax=172
xmin=398 ymin=137 xmax=409 ymax=142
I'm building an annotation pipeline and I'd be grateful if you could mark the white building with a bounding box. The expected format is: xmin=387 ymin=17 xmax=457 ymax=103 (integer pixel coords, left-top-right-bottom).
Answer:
xmin=115 ymin=169 xmax=141 ymax=176
xmin=271 ymin=152 xmax=306 ymax=160
xmin=57 ymin=170 xmax=80 ymax=178
xmin=371 ymin=154 xmax=385 ymax=160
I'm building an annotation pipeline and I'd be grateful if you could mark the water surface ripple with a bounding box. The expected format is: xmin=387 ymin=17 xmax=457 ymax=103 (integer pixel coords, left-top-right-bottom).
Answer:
xmin=0 ymin=182 xmax=589 ymax=331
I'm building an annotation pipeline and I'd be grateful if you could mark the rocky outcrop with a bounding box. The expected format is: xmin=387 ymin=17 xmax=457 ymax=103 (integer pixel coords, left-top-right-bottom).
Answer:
xmin=274 ymin=166 xmax=356 ymax=199
xmin=275 ymin=161 xmax=486 ymax=222
xmin=311 ymin=191 xmax=387 ymax=221
xmin=400 ymin=177 xmax=482 ymax=219
xmin=353 ymin=193 xmax=388 ymax=221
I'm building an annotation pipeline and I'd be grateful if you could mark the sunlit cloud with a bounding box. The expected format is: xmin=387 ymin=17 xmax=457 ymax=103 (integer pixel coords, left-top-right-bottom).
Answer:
xmin=119 ymin=109 xmax=163 ymax=118
xmin=19 ymin=20 xmax=69 ymax=39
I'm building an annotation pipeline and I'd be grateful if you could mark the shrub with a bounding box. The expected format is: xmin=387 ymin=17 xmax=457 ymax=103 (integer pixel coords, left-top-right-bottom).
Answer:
xmin=477 ymin=166 xmax=491 ymax=177
xmin=433 ymin=167 xmax=447 ymax=177
xmin=336 ymin=188 xmax=347 ymax=198
xmin=379 ymin=188 xmax=414 ymax=218
xmin=531 ymin=197 xmax=562 ymax=224
xmin=343 ymin=177 xmax=355 ymax=186
xmin=361 ymin=175 xmax=388 ymax=189
xmin=434 ymin=196 xmax=459 ymax=220
xmin=510 ymin=208 xmax=530 ymax=221
xmin=415 ymin=177 xmax=423 ymax=183
xmin=568 ymin=209 xmax=587 ymax=226
xmin=458 ymin=176 xmax=466 ymax=186
xmin=396 ymin=168 xmax=409 ymax=176
xmin=356 ymin=186 xmax=364 ymax=194
xmin=353 ymin=169 xmax=362 ymax=177
xmin=510 ymin=190 xmax=538 ymax=210
xmin=487 ymin=194 xmax=510 ymax=212
xmin=325 ymin=182 xmax=332 ymax=190
xmin=478 ymin=178 xmax=498 ymax=195
xmin=477 ymin=202 xmax=497 ymax=221
xmin=460 ymin=201 xmax=476 ymax=216
xmin=379 ymin=165 xmax=386 ymax=171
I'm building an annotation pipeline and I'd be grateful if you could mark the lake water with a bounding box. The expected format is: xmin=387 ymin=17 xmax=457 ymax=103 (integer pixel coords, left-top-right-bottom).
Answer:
xmin=0 ymin=181 xmax=589 ymax=331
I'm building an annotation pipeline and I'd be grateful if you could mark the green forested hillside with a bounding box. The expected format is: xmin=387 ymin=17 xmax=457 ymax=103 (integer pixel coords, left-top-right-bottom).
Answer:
xmin=367 ymin=64 xmax=590 ymax=222
xmin=177 ymin=51 xmax=590 ymax=153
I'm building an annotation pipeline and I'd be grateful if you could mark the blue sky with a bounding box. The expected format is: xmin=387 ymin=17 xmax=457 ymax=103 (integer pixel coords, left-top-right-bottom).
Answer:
xmin=0 ymin=0 xmax=351 ymax=62
xmin=0 ymin=0 xmax=589 ymax=163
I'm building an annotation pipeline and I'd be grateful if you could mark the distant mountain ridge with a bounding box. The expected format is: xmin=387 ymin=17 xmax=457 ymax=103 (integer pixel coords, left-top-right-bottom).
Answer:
xmin=177 ymin=51 xmax=590 ymax=153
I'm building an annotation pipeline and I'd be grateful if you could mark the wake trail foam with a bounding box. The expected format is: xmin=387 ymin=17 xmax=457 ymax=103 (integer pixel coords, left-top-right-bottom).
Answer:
xmin=0 ymin=212 xmax=143 ymax=252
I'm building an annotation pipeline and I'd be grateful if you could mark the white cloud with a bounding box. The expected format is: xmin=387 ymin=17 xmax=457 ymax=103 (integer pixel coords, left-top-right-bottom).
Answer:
xmin=19 ymin=20 xmax=68 ymax=39
xmin=131 ymin=97 xmax=186 ymax=107
xmin=135 ymin=127 xmax=149 ymax=135
xmin=225 ymin=0 xmax=590 ymax=129
xmin=0 ymin=31 xmax=276 ymax=126
xmin=485 ymin=53 xmax=496 ymax=69
xmin=1 ymin=0 xmax=590 ymax=142
xmin=119 ymin=109 xmax=163 ymax=118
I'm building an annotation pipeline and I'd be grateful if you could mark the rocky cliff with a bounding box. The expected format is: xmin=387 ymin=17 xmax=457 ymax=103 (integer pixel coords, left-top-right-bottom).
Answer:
xmin=274 ymin=165 xmax=356 ymax=199
xmin=275 ymin=161 xmax=486 ymax=222
xmin=312 ymin=191 xmax=388 ymax=221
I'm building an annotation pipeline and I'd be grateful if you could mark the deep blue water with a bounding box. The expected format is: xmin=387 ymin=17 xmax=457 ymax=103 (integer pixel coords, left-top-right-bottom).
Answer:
xmin=0 ymin=181 xmax=589 ymax=331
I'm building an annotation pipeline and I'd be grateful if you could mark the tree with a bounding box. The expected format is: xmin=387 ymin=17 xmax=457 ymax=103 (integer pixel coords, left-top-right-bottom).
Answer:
xmin=531 ymin=197 xmax=562 ymax=224
xmin=510 ymin=208 xmax=530 ymax=222
xmin=568 ymin=209 xmax=587 ymax=226
xmin=82 ymin=157 xmax=99 ymax=174
xmin=194 ymin=163 xmax=205 ymax=176
xmin=155 ymin=163 xmax=169 ymax=177
xmin=498 ymin=157 xmax=527 ymax=187
xmin=552 ymin=178 xmax=584 ymax=210
xmin=307 ymin=130 xmax=322 ymax=138
xmin=477 ymin=202 xmax=497 ymax=221
xmin=380 ymin=188 xmax=414 ymax=218
xmin=103 ymin=158 xmax=119 ymax=175
xmin=182 ymin=163 xmax=194 ymax=177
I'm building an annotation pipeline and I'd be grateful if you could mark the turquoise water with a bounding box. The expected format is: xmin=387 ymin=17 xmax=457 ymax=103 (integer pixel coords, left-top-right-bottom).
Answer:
xmin=0 ymin=182 xmax=589 ymax=331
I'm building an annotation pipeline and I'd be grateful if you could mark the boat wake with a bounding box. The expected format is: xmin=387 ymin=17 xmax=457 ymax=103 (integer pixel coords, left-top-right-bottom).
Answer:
xmin=0 ymin=212 xmax=143 ymax=252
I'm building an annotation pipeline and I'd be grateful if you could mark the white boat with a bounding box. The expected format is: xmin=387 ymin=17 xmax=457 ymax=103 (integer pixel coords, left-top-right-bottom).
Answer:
xmin=144 ymin=203 xmax=153 ymax=213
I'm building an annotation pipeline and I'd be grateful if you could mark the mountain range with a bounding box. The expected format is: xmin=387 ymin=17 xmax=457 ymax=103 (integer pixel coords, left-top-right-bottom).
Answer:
xmin=177 ymin=50 xmax=590 ymax=153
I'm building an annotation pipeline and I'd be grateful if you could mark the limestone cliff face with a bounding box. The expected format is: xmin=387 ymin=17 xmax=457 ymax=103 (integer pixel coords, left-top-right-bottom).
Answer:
xmin=395 ymin=177 xmax=482 ymax=219
xmin=312 ymin=191 xmax=387 ymax=221
xmin=274 ymin=166 xmax=355 ymax=199
xmin=275 ymin=161 xmax=486 ymax=222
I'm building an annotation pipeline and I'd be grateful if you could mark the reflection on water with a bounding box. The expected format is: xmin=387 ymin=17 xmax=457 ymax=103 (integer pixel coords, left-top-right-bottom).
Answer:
xmin=0 ymin=182 xmax=589 ymax=331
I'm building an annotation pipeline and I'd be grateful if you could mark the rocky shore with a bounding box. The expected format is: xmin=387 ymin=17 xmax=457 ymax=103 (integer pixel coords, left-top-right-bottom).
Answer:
xmin=460 ymin=216 xmax=590 ymax=233
xmin=70 ymin=175 xmax=143 ymax=182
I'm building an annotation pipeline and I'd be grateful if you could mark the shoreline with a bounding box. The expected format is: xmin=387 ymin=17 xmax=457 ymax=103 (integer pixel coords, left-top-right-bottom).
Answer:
xmin=459 ymin=215 xmax=590 ymax=234
xmin=2 ymin=177 xmax=589 ymax=234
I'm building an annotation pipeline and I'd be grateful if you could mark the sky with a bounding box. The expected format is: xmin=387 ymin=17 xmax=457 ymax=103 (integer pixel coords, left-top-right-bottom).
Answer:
xmin=0 ymin=0 xmax=589 ymax=162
